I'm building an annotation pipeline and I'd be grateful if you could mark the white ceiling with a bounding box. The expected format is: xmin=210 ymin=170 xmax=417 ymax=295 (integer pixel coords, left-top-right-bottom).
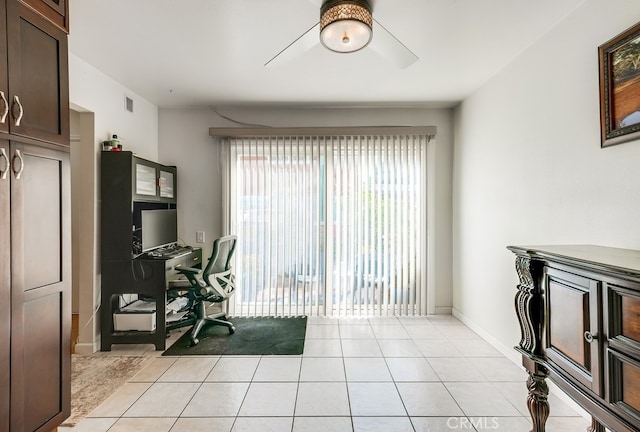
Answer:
xmin=68 ymin=0 xmax=586 ymax=109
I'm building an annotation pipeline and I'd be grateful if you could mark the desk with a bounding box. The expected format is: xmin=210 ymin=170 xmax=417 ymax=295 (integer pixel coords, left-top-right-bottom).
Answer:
xmin=508 ymin=245 xmax=640 ymax=432
xmin=100 ymin=248 xmax=202 ymax=351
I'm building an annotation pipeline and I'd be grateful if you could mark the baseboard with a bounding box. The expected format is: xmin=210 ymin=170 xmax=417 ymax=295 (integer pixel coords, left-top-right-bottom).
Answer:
xmin=451 ymin=308 xmax=520 ymax=362
xmin=74 ymin=341 xmax=99 ymax=355
xmin=451 ymin=307 xmax=590 ymax=419
xmin=433 ymin=306 xmax=452 ymax=315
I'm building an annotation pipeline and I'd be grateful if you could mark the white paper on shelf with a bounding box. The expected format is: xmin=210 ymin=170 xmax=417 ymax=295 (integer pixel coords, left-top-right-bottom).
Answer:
xmin=166 ymin=311 xmax=188 ymax=323
xmin=167 ymin=297 xmax=188 ymax=312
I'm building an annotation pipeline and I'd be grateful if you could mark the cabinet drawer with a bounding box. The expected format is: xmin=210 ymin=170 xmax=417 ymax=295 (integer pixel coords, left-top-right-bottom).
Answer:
xmin=608 ymin=284 xmax=640 ymax=351
xmin=167 ymin=251 xmax=202 ymax=275
xmin=609 ymin=349 xmax=640 ymax=425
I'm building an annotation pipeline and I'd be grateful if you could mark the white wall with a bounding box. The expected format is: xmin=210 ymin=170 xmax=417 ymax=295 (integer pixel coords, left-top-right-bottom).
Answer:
xmin=69 ymin=53 xmax=159 ymax=353
xmin=69 ymin=54 xmax=159 ymax=159
xmin=158 ymin=107 xmax=454 ymax=313
xmin=453 ymin=0 xmax=640 ymax=353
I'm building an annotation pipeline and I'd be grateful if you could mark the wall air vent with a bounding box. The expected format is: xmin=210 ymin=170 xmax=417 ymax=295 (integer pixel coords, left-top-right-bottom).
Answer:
xmin=125 ymin=95 xmax=134 ymax=113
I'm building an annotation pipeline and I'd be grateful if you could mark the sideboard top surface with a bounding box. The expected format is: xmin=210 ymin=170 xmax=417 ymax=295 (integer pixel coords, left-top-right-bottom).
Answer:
xmin=507 ymin=244 xmax=640 ymax=276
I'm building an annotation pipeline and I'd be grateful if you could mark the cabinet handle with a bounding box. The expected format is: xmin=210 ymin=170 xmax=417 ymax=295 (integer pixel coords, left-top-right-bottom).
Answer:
xmin=0 ymin=148 xmax=8 ymax=180
xmin=12 ymin=149 xmax=24 ymax=180
xmin=584 ymin=331 xmax=597 ymax=343
xmin=12 ymin=95 xmax=24 ymax=127
xmin=0 ymin=91 xmax=8 ymax=124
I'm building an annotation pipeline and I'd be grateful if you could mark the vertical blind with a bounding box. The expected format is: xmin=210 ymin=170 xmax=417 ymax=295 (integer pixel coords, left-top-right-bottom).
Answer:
xmin=225 ymin=134 xmax=428 ymax=317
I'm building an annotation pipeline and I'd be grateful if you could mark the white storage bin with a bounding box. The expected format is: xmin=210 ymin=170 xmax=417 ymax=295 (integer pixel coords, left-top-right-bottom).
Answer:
xmin=113 ymin=310 xmax=156 ymax=331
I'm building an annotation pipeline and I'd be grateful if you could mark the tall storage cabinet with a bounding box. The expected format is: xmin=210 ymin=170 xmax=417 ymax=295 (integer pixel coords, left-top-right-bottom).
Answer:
xmin=0 ymin=1 xmax=71 ymax=431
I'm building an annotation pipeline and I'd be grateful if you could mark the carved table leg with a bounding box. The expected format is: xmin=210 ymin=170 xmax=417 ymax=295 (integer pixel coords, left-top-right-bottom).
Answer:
xmin=587 ymin=417 xmax=605 ymax=432
xmin=527 ymin=371 xmax=550 ymax=432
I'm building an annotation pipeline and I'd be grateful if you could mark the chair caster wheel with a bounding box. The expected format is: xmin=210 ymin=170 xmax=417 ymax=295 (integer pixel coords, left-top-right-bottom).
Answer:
xmin=229 ymin=326 xmax=235 ymax=334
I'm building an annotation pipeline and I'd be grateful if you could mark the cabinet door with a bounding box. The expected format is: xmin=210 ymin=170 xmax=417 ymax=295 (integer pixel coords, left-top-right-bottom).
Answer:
xmin=0 ymin=0 xmax=8 ymax=135
xmin=19 ymin=0 xmax=69 ymax=32
xmin=159 ymin=167 xmax=176 ymax=202
xmin=10 ymin=141 xmax=70 ymax=431
xmin=0 ymin=139 xmax=9 ymax=432
xmin=134 ymin=159 xmax=159 ymax=200
xmin=545 ymin=267 xmax=601 ymax=395
xmin=6 ymin=0 xmax=69 ymax=146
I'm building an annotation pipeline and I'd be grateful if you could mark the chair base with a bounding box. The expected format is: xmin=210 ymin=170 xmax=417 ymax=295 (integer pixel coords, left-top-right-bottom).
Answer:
xmin=189 ymin=309 xmax=235 ymax=346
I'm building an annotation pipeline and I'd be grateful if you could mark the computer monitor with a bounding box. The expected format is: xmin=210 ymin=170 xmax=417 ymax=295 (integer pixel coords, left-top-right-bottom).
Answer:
xmin=140 ymin=209 xmax=177 ymax=252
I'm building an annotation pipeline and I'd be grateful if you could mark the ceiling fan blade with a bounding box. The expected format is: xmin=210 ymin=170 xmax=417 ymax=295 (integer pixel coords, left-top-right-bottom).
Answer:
xmin=368 ymin=18 xmax=418 ymax=68
xmin=265 ymin=23 xmax=320 ymax=67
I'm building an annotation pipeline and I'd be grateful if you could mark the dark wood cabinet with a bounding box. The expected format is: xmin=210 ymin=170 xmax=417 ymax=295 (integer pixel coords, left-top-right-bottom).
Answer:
xmin=0 ymin=0 xmax=71 ymax=430
xmin=509 ymin=245 xmax=640 ymax=432
xmin=10 ymin=142 xmax=70 ymax=432
xmin=1 ymin=0 xmax=69 ymax=146
xmin=0 ymin=140 xmax=70 ymax=431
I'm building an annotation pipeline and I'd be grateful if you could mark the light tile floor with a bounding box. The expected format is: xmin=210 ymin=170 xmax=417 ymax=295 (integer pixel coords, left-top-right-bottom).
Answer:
xmin=63 ymin=315 xmax=590 ymax=432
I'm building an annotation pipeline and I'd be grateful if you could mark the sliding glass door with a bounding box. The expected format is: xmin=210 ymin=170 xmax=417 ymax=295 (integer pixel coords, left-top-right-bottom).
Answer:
xmin=226 ymin=134 xmax=428 ymax=317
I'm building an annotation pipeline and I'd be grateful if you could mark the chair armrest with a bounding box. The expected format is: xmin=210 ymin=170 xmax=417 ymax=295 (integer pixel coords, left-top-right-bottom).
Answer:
xmin=173 ymin=266 xmax=207 ymax=289
xmin=174 ymin=266 xmax=201 ymax=275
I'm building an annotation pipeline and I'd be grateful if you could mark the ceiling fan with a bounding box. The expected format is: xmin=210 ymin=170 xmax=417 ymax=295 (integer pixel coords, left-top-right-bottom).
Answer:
xmin=265 ymin=0 xmax=418 ymax=68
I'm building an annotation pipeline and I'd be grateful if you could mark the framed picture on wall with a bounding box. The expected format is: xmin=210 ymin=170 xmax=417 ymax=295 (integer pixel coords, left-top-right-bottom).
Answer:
xmin=599 ymin=21 xmax=640 ymax=148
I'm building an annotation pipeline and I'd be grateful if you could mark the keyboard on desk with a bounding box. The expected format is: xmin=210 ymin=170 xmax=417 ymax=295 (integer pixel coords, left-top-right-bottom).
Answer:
xmin=145 ymin=245 xmax=193 ymax=259
xmin=163 ymin=249 xmax=190 ymax=258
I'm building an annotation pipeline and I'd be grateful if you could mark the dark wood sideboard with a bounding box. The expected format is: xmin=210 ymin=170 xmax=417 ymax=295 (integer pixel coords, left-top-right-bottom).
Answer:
xmin=508 ymin=245 xmax=640 ymax=432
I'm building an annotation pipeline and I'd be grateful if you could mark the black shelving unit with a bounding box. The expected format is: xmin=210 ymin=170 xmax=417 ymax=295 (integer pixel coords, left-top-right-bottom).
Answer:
xmin=100 ymin=151 xmax=201 ymax=351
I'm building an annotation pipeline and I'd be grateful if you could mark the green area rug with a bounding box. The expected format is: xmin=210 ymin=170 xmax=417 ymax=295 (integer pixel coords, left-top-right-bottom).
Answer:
xmin=162 ymin=316 xmax=307 ymax=356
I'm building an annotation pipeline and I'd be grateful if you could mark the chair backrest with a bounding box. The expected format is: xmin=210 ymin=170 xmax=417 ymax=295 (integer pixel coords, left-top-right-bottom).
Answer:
xmin=203 ymin=235 xmax=238 ymax=274
xmin=203 ymin=235 xmax=237 ymax=282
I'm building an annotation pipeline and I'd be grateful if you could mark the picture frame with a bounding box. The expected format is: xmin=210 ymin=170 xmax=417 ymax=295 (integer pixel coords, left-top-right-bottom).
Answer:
xmin=599 ymin=21 xmax=640 ymax=148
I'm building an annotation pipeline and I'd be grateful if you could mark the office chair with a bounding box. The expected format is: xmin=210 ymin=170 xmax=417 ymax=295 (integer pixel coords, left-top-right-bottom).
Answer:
xmin=168 ymin=235 xmax=237 ymax=346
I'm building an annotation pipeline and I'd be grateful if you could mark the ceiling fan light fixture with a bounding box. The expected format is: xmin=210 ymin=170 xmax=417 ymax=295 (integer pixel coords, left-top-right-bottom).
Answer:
xmin=320 ymin=0 xmax=372 ymax=53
